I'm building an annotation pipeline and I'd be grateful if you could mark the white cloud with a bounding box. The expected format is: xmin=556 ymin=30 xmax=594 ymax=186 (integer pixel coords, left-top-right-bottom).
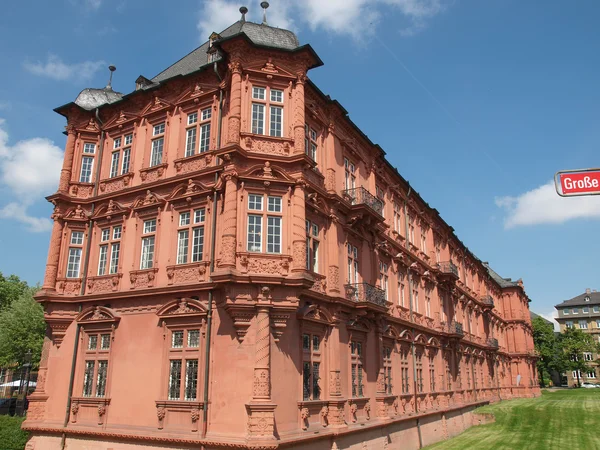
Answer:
xmin=495 ymin=181 xmax=600 ymax=228
xmin=197 ymin=0 xmax=447 ymax=41
xmin=23 ymin=54 xmax=105 ymax=82
xmin=0 ymin=119 xmax=63 ymax=232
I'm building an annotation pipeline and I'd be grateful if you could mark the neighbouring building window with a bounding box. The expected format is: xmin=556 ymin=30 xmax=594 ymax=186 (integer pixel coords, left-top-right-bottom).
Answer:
xmin=351 ymin=341 xmax=364 ymax=398
xmin=66 ymin=231 xmax=84 ymax=278
xmin=596 ymin=319 xmax=600 ymax=328
xmin=588 ymin=371 xmax=596 ymax=379
xmin=150 ymin=122 xmax=165 ymax=167
xmin=247 ymin=194 xmax=282 ymax=253
xmin=401 ymin=349 xmax=410 ymax=394
xmin=563 ymin=309 xmax=569 ymax=315
xmin=573 ymin=308 xmax=579 ymax=314
xmin=97 ymin=225 xmax=122 ymax=275
xmin=572 ymin=370 xmax=582 ymax=379
xmin=416 ymin=353 xmax=424 ymax=393
xmin=305 ymin=220 xmax=319 ymax=272
xmin=177 ymin=208 xmax=206 ymax=264
xmin=383 ymin=346 xmax=393 ymax=394
xmin=305 ymin=124 xmax=317 ymax=162
xmin=302 ymin=333 xmax=322 ymax=400
xmin=82 ymin=332 xmax=111 ymax=397
xmin=593 ymin=306 xmax=599 ymax=313
xmin=140 ymin=219 xmax=156 ymax=269
xmin=167 ymin=328 xmax=201 ymax=401
xmin=579 ymin=320 xmax=588 ymax=329
xmin=584 ymin=352 xmax=593 ymax=361
xmin=110 ymin=134 xmax=133 ymax=177
xmin=251 ymin=86 xmax=284 ymax=137
xmin=347 ymin=244 xmax=359 ymax=284
xmin=379 ymin=261 xmax=389 ymax=300
xmin=344 ymin=158 xmax=356 ymax=191
xmin=565 ymin=321 xmax=573 ymax=328
xmin=583 ymin=306 xmax=590 ymax=313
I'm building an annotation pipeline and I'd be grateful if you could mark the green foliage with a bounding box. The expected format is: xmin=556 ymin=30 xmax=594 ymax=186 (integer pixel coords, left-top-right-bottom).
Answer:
xmin=532 ymin=316 xmax=566 ymax=386
xmin=425 ymin=389 xmax=600 ymax=449
xmin=0 ymin=415 xmax=28 ymax=450
xmin=0 ymin=272 xmax=30 ymax=311
xmin=0 ymin=290 xmax=45 ymax=368
xmin=560 ymin=327 xmax=600 ymax=386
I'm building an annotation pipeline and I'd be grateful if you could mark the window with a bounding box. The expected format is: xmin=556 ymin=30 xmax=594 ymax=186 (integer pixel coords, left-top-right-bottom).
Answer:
xmin=412 ymin=280 xmax=420 ymax=314
xmin=185 ymin=108 xmax=211 ymax=156
xmin=305 ymin=125 xmax=317 ymax=162
xmin=429 ymin=355 xmax=436 ymax=393
xmin=150 ymin=123 xmax=165 ymax=167
xmin=584 ymin=352 xmax=593 ymax=361
xmin=596 ymin=319 xmax=600 ymax=328
xmin=566 ymin=321 xmax=573 ymax=328
xmin=83 ymin=143 xmax=96 ymax=154
xmin=66 ymin=231 xmax=84 ymax=278
xmin=594 ymin=306 xmax=599 ymax=313
xmin=351 ymin=341 xmax=364 ymax=398
xmin=398 ymin=270 xmax=406 ymax=307
xmin=347 ymin=244 xmax=359 ymax=284
xmin=407 ymin=216 xmax=415 ymax=245
xmin=80 ymin=156 xmax=94 ymax=183
xmin=416 ymin=354 xmax=424 ymax=393
xmin=425 ymin=288 xmax=432 ymax=317
xmin=563 ymin=309 xmax=570 ymax=315
xmin=579 ymin=320 xmax=588 ymax=329
xmin=572 ymin=370 xmax=582 ymax=379
xmin=82 ymin=332 xmax=111 ymax=398
xmin=97 ymin=225 xmax=121 ymax=275
xmin=167 ymin=328 xmax=201 ymax=401
xmin=251 ymin=86 xmax=284 ymax=137
xmin=383 ymin=346 xmax=393 ymax=394
xmin=435 ymin=245 xmax=441 ymax=264
xmin=140 ymin=219 xmax=156 ymax=269
xmin=177 ymin=208 xmax=205 ymax=264
xmin=588 ymin=371 xmax=596 ymax=379
xmin=420 ymin=229 xmax=427 ymax=253
xmin=302 ymin=333 xmax=322 ymax=401
xmin=401 ymin=350 xmax=410 ymax=394
xmin=379 ymin=261 xmax=389 ymax=300
xmin=344 ymin=158 xmax=356 ymax=191
xmin=109 ymin=134 xmax=132 ymax=177
xmin=585 ymin=296 xmax=591 ymax=302
xmin=583 ymin=307 xmax=589 ymax=313
xmin=573 ymin=308 xmax=579 ymax=314
xmin=393 ymin=201 xmax=402 ymax=234
xmin=305 ymin=220 xmax=319 ymax=272
xmin=247 ymin=194 xmax=282 ymax=253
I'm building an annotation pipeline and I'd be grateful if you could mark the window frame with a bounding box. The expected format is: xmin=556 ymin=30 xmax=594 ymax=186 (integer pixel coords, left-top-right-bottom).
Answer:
xmin=66 ymin=231 xmax=85 ymax=278
xmin=246 ymin=193 xmax=283 ymax=254
xmin=251 ymin=85 xmax=285 ymax=137
xmin=140 ymin=219 xmax=157 ymax=269
xmin=97 ymin=225 xmax=122 ymax=276
xmin=305 ymin=219 xmax=320 ymax=273
xmin=176 ymin=208 xmax=206 ymax=264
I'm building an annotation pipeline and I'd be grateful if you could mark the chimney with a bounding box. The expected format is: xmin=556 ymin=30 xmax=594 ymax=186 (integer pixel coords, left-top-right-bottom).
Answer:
xmin=239 ymin=6 xmax=248 ymax=22
xmin=586 ymin=288 xmax=591 ymax=294
xmin=261 ymin=1 xmax=269 ymax=25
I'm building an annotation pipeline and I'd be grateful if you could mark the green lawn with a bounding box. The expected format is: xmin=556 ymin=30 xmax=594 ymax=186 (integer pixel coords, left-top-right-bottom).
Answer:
xmin=425 ymin=389 xmax=600 ymax=449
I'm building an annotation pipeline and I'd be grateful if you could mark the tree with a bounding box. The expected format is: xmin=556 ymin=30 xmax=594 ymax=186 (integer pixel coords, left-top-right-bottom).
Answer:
xmin=532 ymin=316 xmax=566 ymax=386
xmin=0 ymin=289 xmax=45 ymax=368
xmin=559 ymin=326 xmax=600 ymax=387
xmin=0 ymin=272 xmax=29 ymax=311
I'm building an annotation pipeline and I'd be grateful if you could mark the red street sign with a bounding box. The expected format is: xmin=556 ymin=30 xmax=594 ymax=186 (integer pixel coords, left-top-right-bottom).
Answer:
xmin=555 ymin=168 xmax=600 ymax=197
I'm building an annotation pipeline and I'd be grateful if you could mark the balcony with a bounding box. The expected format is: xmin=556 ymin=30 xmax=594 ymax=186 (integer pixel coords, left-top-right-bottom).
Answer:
xmin=480 ymin=294 xmax=494 ymax=309
xmin=344 ymin=283 xmax=387 ymax=308
xmin=486 ymin=338 xmax=499 ymax=349
xmin=341 ymin=187 xmax=384 ymax=218
xmin=437 ymin=261 xmax=459 ymax=284
xmin=446 ymin=321 xmax=464 ymax=337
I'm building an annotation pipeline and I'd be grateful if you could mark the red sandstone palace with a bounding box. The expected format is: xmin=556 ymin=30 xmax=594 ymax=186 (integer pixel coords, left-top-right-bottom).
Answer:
xmin=24 ymin=7 xmax=539 ymax=450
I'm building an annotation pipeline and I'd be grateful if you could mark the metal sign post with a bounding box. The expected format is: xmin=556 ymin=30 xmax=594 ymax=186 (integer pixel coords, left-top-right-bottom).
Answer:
xmin=555 ymin=168 xmax=600 ymax=197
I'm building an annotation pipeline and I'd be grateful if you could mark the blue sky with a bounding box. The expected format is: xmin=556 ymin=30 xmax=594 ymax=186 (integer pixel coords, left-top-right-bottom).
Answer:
xmin=1 ymin=0 xmax=599 ymax=326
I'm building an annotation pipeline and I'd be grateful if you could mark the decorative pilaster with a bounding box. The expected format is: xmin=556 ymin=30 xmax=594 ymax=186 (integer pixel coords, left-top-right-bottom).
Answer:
xmin=25 ymin=328 xmax=52 ymax=422
xmin=246 ymin=303 xmax=277 ymax=442
xmin=218 ymin=173 xmax=238 ymax=268
xmin=327 ymin=214 xmax=341 ymax=294
xmin=42 ymin=212 xmax=64 ymax=291
xmin=293 ymin=74 xmax=306 ymax=154
xmin=58 ymin=125 xmax=76 ymax=192
xmin=291 ymin=181 xmax=307 ymax=272
xmin=228 ymin=62 xmax=242 ymax=144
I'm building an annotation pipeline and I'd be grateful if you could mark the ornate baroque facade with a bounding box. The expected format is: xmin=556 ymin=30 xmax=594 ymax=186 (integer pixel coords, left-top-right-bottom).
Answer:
xmin=24 ymin=12 xmax=539 ymax=450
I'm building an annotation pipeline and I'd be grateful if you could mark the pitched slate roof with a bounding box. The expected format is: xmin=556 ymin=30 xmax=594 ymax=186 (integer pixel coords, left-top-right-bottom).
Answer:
xmin=151 ymin=20 xmax=300 ymax=84
xmin=482 ymin=262 xmax=519 ymax=288
xmin=555 ymin=291 xmax=600 ymax=308
xmin=530 ymin=311 xmax=553 ymax=326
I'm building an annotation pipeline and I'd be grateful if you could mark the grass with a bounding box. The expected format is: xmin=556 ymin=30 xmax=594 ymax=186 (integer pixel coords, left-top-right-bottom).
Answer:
xmin=0 ymin=415 xmax=28 ymax=450
xmin=424 ymin=389 xmax=600 ymax=449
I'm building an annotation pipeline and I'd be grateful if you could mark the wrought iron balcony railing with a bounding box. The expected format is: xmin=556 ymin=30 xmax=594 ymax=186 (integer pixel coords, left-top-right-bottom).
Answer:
xmin=344 ymin=283 xmax=387 ymax=308
xmin=447 ymin=320 xmax=464 ymax=336
xmin=438 ymin=261 xmax=459 ymax=278
xmin=480 ymin=295 xmax=494 ymax=308
xmin=341 ymin=187 xmax=384 ymax=217
xmin=486 ymin=338 xmax=499 ymax=349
